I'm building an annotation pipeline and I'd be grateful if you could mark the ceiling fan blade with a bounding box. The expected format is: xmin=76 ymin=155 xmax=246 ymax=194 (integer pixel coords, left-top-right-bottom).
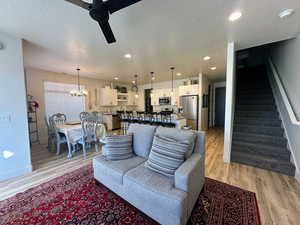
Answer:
xmin=105 ymin=0 xmax=142 ymax=14
xmin=98 ymin=22 xmax=116 ymax=44
xmin=64 ymin=0 xmax=91 ymax=10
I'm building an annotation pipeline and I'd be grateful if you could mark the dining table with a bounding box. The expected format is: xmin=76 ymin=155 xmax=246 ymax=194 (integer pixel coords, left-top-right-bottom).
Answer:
xmin=56 ymin=121 xmax=106 ymax=158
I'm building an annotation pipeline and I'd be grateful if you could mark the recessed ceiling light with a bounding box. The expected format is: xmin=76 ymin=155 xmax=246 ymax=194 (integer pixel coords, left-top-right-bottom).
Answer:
xmin=114 ymin=77 xmax=119 ymax=80
xmin=203 ymin=56 xmax=211 ymax=61
xmin=176 ymin=73 xmax=182 ymax=76
xmin=279 ymin=9 xmax=295 ymax=18
xmin=211 ymin=67 xmax=217 ymax=71
xmin=124 ymin=54 xmax=132 ymax=59
xmin=229 ymin=11 xmax=242 ymax=21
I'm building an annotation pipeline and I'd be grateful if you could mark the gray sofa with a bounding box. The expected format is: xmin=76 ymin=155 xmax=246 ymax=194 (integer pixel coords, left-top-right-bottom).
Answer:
xmin=93 ymin=124 xmax=205 ymax=225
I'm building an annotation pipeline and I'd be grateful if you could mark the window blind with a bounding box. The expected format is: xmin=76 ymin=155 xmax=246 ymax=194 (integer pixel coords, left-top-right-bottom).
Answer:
xmin=44 ymin=81 xmax=85 ymax=121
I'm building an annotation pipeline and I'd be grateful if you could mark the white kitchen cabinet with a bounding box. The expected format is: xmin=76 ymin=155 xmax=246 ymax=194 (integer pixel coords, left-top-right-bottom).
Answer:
xmin=179 ymin=85 xmax=199 ymax=96
xmin=150 ymin=88 xmax=180 ymax=106
xmin=171 ymin=88 xmax=179 ymax=106
xmin=111 ymin=89 xmax=118 ymax=106
xmin=160 ymin=88 xmax=170 ymax=97
xmin=103 ymin=114 xmax=113 ymax=130
xmin=151 ymin=89 xmax=159 ymax=106
xmin=99 ymin=87 xmax=118 ymax=106
xmin=127 ymin=91 xmax=138 ymax=106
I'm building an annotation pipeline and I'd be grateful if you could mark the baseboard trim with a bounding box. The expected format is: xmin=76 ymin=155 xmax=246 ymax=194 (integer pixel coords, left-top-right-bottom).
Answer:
xmin=0 ymin=164 xmax=32 ymax=182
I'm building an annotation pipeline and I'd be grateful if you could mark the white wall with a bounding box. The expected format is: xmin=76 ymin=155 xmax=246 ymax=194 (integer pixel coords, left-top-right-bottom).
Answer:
xmin=270 ymin=35 xmax=300 ymax=120
xmin=224 ymin=42 xmax=236 ymax=163
xmin=269 ymin=36 xmax=300 ymax=182
xmin=0 ymin=33 xmax=32 ymax=181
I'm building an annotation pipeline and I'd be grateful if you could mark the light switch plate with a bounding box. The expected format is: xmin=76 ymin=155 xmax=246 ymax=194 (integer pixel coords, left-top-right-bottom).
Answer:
xmin=0 ymin=114 xmax=11 ymax=127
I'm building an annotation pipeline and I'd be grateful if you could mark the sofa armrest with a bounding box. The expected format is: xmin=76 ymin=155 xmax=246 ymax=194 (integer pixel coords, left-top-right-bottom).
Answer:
xmin=175 ymin=153 xmax=205 ymax=193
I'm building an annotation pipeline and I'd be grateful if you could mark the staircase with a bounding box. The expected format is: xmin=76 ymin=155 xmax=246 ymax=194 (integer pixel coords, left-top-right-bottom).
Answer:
xmin=231 ymin=66 xmax=295 ymax=176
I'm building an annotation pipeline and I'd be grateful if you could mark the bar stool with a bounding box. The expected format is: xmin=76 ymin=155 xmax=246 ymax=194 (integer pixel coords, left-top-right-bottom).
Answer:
xmin=161 ymin=111 xmax=176 ymax=128
xmin=117 ymin=111 xmax=127 ymax=134
xmin=144 ymin=112 xmax=152 ymax=125
xmin=137 ymin=111 xmax=148 ymax=124
xmin=151 ymin=112 xmax=163 ymax=126
xmin=126 ymin=111 xmax=136 ymax=125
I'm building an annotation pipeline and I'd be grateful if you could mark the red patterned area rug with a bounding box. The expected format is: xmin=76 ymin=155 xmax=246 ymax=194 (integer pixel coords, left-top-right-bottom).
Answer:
xmin=0 ymin=165 xmax=261 ymax=225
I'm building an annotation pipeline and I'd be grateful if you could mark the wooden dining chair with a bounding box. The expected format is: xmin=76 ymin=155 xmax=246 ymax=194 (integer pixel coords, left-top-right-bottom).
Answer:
xmin=44 ymin=115 xmax=55 ymax=151
xmin=49 ymin=113 xmax=67 ymax=155
xmin=91 ymin=111 xmax=104 ymax=123
xmin=80 ymin=112 xmax=90 ymax=121
xmin=75 ymin=118 xmax=100 ymax=157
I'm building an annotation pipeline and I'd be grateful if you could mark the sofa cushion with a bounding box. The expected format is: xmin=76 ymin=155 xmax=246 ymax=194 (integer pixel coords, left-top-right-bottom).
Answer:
xmin=155 ymin=127 xmax=196 ymax=159
xmin=145 ymin=135 xmax=190 ymax=177
xmin=123 ymin=163 xmax=187 ymax=220
xmin=103 ymin=134 xmax=133 ymax=160
xmin=93 ymin=155 xmax=146 ymax=185
xmin=127 ymin=124 xmax=156 ymax=158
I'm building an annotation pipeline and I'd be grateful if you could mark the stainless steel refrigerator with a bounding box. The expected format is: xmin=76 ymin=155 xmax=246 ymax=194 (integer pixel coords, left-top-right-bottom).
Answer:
xmin=180 ymin=95 xmax=199 ymax=130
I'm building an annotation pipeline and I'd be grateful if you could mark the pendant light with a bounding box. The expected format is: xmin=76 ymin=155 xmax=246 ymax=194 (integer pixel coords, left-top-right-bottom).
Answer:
xmin=150 ymin=72 xmax=155 ymax=98
xmin=70 ymin=68 xmax=88 ymax=97
xmin=132 ymin=74 xmax=139 ymax=98
xmin=170 ymin=67 xmax=175 ymax=96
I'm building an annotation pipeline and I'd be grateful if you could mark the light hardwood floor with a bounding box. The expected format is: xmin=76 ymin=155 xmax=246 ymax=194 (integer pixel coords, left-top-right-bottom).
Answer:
xmin=0 ymin=129 xmax=299 ymax=225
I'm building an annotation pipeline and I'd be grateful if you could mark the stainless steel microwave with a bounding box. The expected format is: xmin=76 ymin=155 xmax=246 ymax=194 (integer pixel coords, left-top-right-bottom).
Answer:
xmin=159 ymin=97 xmax=171 ymax=105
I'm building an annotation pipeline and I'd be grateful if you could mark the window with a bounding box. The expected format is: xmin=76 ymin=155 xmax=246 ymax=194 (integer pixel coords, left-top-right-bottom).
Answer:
xmin=44 ymin=81 xmax=85 ymax=121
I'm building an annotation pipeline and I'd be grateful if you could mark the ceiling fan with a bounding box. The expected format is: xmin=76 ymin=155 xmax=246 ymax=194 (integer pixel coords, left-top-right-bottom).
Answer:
xmin=65 ymin=0 xmax=142 ymax=44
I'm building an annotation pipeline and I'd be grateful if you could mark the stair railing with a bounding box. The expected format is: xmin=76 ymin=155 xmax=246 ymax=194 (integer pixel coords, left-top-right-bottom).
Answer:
xmin=268 ymin=58 xmax=300 ymax=126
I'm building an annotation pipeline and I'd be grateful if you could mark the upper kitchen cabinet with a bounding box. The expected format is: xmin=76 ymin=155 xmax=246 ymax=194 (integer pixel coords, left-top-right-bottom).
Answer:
xmin=179 ymin=84 xmax=199 ymax=96
xmin=171 ymin=88 xmax=179 ymax=106
xmin=151 ymin=90 xmax=158 ymax=106
xmin=150 ymin=88 xmax=179 ymax=106
xmin=99 ymin=87 xmax=118 ymax=106
xmin=127 ymin=91 xmax=138 ymax=106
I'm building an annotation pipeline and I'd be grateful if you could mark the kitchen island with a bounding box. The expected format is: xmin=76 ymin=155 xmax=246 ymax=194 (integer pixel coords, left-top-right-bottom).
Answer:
xmin=129 ymin=114 xmax=187 ymax=129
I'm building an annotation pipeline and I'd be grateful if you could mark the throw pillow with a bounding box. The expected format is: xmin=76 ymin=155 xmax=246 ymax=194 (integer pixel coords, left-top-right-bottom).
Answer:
xmin=145 ymin=134 xmax=190 ymax=177
xmin=127 ymin=124 xmax=157 ymax=158
xmin=103 ymin=134 xmax=133 ymax=160
xmin=155 ymin=127 xmax=196 ymax=159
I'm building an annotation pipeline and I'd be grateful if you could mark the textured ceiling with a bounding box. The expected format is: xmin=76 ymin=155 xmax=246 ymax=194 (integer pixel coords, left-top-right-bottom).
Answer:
xmin=0 ymin=0 xmax=299 ymax=84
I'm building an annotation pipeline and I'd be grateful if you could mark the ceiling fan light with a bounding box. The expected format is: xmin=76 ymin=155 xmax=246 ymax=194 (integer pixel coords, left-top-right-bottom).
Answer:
xmin=279 ymin=9 xmax=295 ymax=18
xmin=124 ymin=54 xmax=132 ymax=59
xmin=229 ymin=11 xmax=242 ymax=21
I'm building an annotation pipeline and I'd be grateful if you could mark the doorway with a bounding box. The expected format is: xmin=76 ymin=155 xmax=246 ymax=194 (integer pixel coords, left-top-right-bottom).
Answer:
xmin=144 ymin=89 xmax=153 ymax=112
xmin=215 ymin=87 xmax=226 ymax=127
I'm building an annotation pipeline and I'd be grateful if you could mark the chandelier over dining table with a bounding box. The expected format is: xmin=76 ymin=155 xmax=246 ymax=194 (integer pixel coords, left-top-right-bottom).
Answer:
xmin=70 ymin=68 xmax=88 ymax=97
